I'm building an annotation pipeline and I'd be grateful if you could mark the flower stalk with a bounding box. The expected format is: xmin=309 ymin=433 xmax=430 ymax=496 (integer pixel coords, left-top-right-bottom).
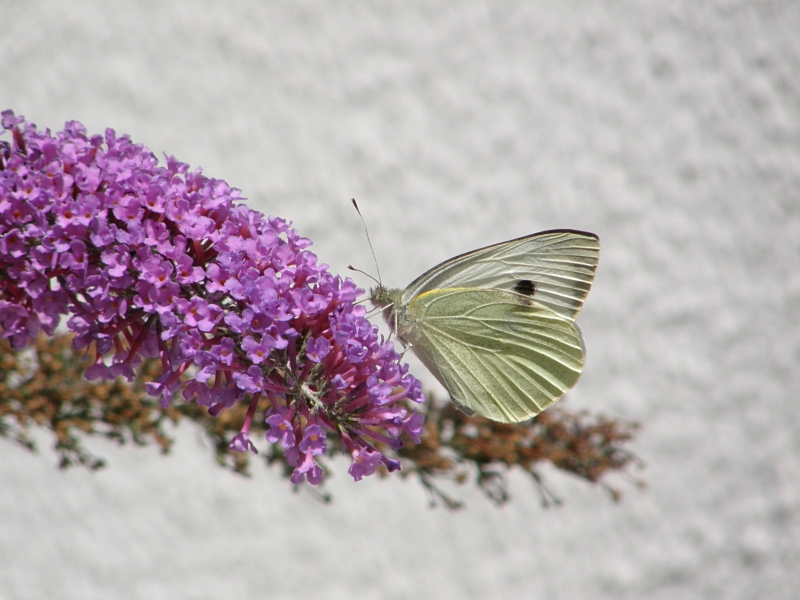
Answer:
xmin=0 ymin=333 xmax=642 ymax=507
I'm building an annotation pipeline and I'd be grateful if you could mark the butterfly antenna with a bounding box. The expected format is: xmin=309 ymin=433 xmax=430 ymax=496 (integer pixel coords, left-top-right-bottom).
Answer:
xmin=351 ymin=198 xmax=383 ymax=286
xmin=347 ymin=264 xmax=381 ymax=287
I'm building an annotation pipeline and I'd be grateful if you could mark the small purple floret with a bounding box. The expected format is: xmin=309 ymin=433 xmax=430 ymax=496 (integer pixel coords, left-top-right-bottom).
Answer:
xmin=229 ymin=432 xmax=258 ymax=454
xmin=265 ymin=412 xmax=296 ymax=449
xmin=298 ymin=424 xmax=326 ymax=456
xmin=291 ymin=451 xmax=324 ymax=485
xmin=348 ymin=448 xmax=382 ymax=482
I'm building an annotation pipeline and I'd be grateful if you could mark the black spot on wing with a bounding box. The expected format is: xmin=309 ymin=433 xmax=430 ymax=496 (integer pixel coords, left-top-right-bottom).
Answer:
xmin=512 ymin=280 xmax=538 ymax=307
xmin=513 ymin=279 xmax=536 ymax=296
xmin=514 ymin=279 xmax=536 ymax=296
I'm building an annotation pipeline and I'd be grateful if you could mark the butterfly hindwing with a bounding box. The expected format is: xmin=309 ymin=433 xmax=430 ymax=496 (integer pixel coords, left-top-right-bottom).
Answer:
xmin=401 ymin=287 xmax=585 ymax=423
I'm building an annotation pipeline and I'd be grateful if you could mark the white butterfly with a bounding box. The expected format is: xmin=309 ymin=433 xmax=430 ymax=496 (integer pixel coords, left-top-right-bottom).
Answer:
xmin=370 ymin=229 xmax=600 ymax=423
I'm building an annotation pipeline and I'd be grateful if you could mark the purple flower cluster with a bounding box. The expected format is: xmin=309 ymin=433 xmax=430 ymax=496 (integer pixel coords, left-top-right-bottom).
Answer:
xmin=0 ymin=110 xmax=424 ymax=484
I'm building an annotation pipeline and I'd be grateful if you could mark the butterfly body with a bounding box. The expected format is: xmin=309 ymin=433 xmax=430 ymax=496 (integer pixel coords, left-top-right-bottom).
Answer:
xmin=370 ymin=230 xmax=599 ymax=423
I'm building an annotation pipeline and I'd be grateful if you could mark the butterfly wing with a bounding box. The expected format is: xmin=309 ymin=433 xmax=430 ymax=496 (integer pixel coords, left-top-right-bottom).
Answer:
xmin=399 ymin=287 xmax=585 ymax=423
xmin=400 ymin=229 xmax=599 ymax=321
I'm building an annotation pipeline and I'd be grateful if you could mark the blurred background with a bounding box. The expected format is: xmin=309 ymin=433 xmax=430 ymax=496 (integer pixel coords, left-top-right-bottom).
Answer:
xmin=1 ymin=2 xmax=799 ymax=598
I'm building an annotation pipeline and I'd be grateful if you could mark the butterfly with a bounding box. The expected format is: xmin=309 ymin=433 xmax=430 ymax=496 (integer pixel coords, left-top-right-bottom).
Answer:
xmin=370 ymin=229 xmax=600 ymax=423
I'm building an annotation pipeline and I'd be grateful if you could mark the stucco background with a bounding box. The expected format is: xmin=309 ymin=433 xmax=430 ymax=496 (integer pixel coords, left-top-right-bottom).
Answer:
xmin=1 ymin=2 xmax=799 ymax=599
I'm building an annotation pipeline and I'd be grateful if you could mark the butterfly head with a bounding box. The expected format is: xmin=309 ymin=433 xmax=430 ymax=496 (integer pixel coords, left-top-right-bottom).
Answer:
xmin=369 ymin=285 xmax=403 ymax=332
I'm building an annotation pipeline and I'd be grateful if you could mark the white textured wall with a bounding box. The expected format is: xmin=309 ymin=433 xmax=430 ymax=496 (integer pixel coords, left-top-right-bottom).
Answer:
xmin=1 ymin=2 xmax=799 ymax=598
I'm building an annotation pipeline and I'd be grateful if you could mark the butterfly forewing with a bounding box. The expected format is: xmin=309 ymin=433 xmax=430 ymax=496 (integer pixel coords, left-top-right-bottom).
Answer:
xmin=401 ymin=288 xmax=585 ymax=423
xmin=400 ymin=230 xmax=599 ymax=321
